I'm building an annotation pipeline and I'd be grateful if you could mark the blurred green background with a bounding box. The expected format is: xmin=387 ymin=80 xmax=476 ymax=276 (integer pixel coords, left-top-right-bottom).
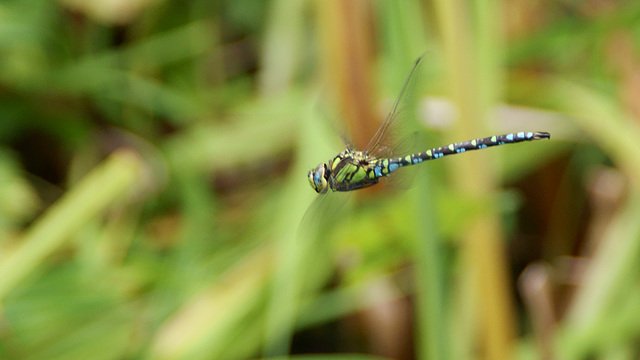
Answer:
xmin=1 ymin=0 xmax=640 ymax=359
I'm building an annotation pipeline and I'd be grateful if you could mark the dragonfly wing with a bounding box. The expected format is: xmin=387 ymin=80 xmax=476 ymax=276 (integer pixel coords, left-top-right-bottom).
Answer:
xmin=364 ymin=56 xmax=424 ymax=157
xmin=377 ymin=131 xmax=427 ymax=189
xmin=298 ymin=190 xmax=353 ymax=241
xmin=313 ymin=88 xmax=360 ymax=152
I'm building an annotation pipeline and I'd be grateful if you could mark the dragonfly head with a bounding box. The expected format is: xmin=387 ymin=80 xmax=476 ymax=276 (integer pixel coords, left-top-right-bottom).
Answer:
xmin=308 ymin=163 xmax=329 ymax=194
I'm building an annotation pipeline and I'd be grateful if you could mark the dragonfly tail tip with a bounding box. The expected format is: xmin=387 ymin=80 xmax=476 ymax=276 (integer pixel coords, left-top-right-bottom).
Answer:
xmin=533 ymin=131 xmax=551 ymax=140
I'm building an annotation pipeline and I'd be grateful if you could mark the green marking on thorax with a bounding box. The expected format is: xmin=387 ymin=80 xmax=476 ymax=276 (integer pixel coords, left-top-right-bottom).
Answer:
xmin=331 ymin=158 xmax=339 ymax=170
xmin=334 ymin=162 xmax=355 ymax=182
xmin=350 ymin=166 xmax=367 ymax=182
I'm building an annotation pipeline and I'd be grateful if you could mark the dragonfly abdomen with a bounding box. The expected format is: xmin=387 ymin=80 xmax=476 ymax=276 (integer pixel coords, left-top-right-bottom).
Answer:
xmin=419 ymin=131 xmax=550 ymax=161
xmin=371 ymin=131 xmax=550 ymax=178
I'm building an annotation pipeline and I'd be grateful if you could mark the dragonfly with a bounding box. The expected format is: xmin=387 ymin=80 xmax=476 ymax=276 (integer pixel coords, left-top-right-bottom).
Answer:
xmin=307 ymin=56 xmax=550 ymax=194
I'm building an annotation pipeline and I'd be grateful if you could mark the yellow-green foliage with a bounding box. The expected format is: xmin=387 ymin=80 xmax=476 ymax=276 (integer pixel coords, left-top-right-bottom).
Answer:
xmin=0 ymin=1 xmax=639 ymax=360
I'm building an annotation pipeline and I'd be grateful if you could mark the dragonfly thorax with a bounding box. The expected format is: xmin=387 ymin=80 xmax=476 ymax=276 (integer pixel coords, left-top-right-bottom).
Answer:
xmin=308 ymin=149 xmax=381 ymax=193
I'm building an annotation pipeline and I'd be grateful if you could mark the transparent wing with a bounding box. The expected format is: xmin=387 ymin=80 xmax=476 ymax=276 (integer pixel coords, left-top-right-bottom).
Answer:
xmin=312 ymin=84 xmax=360 ymax=152
xmin=379 ymin=131 xmax=428 ymax=190
xmin=364 ymin=56 xmax=424 ymax=157
xmin=298 ymin=190 xmax=353 ymax=242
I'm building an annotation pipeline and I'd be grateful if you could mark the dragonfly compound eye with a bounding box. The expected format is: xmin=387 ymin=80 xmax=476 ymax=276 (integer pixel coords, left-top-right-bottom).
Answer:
xmin=308 ymin=164 xmax=328 ymax=193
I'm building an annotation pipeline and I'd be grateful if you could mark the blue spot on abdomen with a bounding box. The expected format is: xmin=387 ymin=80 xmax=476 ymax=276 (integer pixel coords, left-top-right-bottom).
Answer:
xmin=389 ymin=163 xmax=399 ymax=172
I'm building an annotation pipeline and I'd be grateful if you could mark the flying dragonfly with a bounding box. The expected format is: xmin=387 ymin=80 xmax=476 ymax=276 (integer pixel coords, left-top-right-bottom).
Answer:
xmin=307 ymin=57 xmax=550 ymax=194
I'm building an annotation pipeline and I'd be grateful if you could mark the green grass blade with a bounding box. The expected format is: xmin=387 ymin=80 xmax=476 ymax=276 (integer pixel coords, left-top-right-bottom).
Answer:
xmin=0 ymin=150 xmax=143 ymax=300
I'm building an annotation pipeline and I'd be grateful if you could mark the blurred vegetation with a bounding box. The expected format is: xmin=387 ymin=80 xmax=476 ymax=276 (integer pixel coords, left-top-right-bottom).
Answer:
xmin=0 ymin=0 xmax=639 ymax=359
